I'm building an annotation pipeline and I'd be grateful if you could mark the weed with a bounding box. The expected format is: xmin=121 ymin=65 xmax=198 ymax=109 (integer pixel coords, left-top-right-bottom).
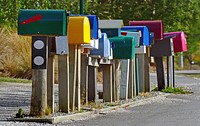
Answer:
xmin=161 ymin=86 xmax=193 ymax=94
xmin=15 ymin=108 xmax=24 ymax=118
xmin=45 ymin=105 xmax=52 ymax=116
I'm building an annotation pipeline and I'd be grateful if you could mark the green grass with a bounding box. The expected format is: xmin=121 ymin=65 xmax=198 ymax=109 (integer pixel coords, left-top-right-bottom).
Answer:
xmin=0 ymin=77 xmax=31 ymax=83
xmin=152 ymin=86 xmax=193 ymax=94
xmin=178 ymin=74 xmax=200 ymax=79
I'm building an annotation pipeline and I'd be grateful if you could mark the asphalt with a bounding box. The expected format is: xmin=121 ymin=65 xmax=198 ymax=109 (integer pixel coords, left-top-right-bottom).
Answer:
xmin=0 ymin=70 xmax=199 ymax=126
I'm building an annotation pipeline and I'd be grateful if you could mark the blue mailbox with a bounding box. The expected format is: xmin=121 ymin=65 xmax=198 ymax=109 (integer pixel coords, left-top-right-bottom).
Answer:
xmin=90 ymin=33 xmax=111 ymax=58
xmin=99 ymin=20 xmax=123 ymax=38
xmin=121 ymin=26 xmax=150 ymax=46
xmin=87 ymin=15 xmax=98 ymax=39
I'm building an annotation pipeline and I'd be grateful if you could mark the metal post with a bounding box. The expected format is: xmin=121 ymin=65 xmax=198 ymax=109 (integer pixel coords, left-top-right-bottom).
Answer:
xmin=80 ymin=0 xmax=84 ymax=14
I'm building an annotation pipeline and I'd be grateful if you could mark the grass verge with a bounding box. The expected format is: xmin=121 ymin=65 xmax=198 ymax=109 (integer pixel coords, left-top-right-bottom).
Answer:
xmin=0 ymin=77 xmax=31 ymax=83
xmin=178 ymin=74 xmax=200 ymax=79
xmin=152 ymin=86 xmax=193 ymax=94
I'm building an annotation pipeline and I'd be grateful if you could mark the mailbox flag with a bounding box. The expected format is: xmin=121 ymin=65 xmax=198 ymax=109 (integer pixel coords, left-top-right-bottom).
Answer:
xmin=32 ymin=36 xmax=47 ymax=69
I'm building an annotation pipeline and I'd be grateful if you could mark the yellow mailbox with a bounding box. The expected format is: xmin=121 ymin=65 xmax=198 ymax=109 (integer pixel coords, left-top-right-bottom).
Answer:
xmin=68 ymin=16 xmax=91 ymax=45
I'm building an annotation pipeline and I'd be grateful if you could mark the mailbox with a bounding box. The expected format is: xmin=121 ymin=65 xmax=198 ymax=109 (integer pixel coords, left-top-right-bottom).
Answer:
xmin=151 ymin=37 xmax=174 ymax=57
xmin=121 ymin=26 xmax=150 ymax=46
xmin=68 ymin=16 xmax=90 ymax=45
xmin=99 ymin=20 xmax=123 ymax=38
xmin=90 ymin=33 xmax=111 ymax=58
xmin=164 ymin=32 xmax=187 ymax=53
xmin=129 ymin=20 xmax=163 ymax=40
xmin=87 ymin=15 xmax=98 ymax=39
xmin=121 ymin=31 xmax=141 ymax=47
xmin=109 ymin=36 xmax=135 ymax=59
xmin=18 ymin=9 xmax=68 ymax=36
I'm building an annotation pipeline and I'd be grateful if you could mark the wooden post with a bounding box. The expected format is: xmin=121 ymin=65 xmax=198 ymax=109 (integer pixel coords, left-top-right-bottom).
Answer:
xmin=47 ymin=38 xmax=54 ymax=114
xmin=75 ymin=46 xmax=81 ymax=111
xmin=112 ymin=60 xmax=116 ymax=102
xmin=88 ymin=66 xmax=97 ymax=103
xmin=115 ymin=60 xmax=120 ymax=101
xmin=30 ymin=36 xmax=48 ymax=116
xmin=144 ymin=47 xmax=150 ymax=92
xmin=81 ymin=54 xmax=88 ymax=104
xmin=58 ymin=55 xmax=70 ymax=113
xmin=103 ymin=65 xmax=112 ymax=102
xmin=120 ymin=60 xmax=130 ymax=100
xmin=128 ymin=59 xmax=136 ymax=99
xmin=135 ymin=55 xmax=139 ymax=95
xmin=138 ymin=54 xmax=145 ymax=93
xmin=155 ymin=57 xmax=165 ymax=91
xmin=69 ymin=45 xmax=77 ymax=111
xmin=47 ymin=54 xmax=54 ymax=113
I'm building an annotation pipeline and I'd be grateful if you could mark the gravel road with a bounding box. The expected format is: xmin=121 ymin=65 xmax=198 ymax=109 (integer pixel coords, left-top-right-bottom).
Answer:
xmin=0 ymin=71 xmax=199 ymax=126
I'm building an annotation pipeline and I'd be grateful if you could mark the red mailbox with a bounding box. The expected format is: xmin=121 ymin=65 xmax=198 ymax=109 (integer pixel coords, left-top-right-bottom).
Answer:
xmin=164 ymin=32 xmax=187 ymax=53
xmin=129 ymin=20 xmax=163 ymax=40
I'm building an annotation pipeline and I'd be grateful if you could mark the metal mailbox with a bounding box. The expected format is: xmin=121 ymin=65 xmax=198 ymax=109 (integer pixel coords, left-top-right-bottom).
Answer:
xmin=121 ymin=31 xmax=141 ymax=47
xmin=150 ymin=37 xmax=174 ymax=57
xmin=129 ymin=20 xmax=163 ymax=40
xmin=99 ymin=20 xmax=123 ymax=38
xmin=121 ymin=26 xmax=150 ymax=46
xmin=87 ymin=15 xmax=98 ymax=39
xmin=109 ymin=36 xmax=135 ymax=59
xmin=164 ymin=32 xmax=187 ymax=53
xmin=18 ymin=9 xmax=67 ymax=36
xmin=68 ymin=16 xmax=91 ymax=45
xmin=90 ymin=33 xmax=111 ymax=58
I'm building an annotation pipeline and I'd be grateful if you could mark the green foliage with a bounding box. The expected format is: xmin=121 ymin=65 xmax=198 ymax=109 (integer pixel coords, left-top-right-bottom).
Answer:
xmin=0 ymin=77 xmax=31 ymax=83
xmin=153 ymin=86 xmax=193 ymax=94
xmin=15 ymin=108 xmax=24 ymax=118
xmin=45 ymin=105 xmax=52 ymax=116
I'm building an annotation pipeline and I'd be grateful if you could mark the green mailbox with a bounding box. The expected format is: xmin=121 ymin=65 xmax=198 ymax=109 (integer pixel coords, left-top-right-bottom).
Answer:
xmin=109 ymin=36 xmax=135 ymax=59
xmin=18 ymin=9 xmax=68 ymax=36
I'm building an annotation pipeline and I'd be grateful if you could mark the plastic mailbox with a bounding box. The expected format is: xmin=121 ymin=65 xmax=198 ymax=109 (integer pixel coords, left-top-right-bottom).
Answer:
xmin=121 ymin=26 xmax=150 ymax=46
xmin=164 ymin=32 xmax=187 ymax=53
xmin=121 ymin=31 xmax=141 ymax=47
xmin=90 ymin=33 xmax=111 ymax=58
xmin=68 ymin=16 xmax=91 ymax=45
xmin=99 ymin=20 xmax=123 ymax=38
xmin=129 ymin=20 xmax=163 ymax=40
xmin=109 ymin=36 xmax=135 ymax=59
xmin=18 ymin=9 xmax=68 ymax=36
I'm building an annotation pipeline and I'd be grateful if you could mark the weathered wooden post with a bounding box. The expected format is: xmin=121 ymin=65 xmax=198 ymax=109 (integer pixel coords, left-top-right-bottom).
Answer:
xmin=129 ymin=20 xmax=163 ymax=91
xmin=68 ymin=16 xmax=91 ymax=111
xmin=98 ymin=20 xmax=124 ymax=102
xmin=18 ymin=9 xmax=68 ymax=116
xmin=90 ymin=32 xmax=113 ymax=102
xmin=164 ymin=32 xmax=188 ymax=88
xmin=121 ymin=26 xmax=151 ymax=94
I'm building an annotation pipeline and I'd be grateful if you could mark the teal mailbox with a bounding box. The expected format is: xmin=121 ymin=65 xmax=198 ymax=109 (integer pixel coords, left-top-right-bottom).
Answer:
xmin=18 ymin=9 xmax=68 ymax=36
xmin=109 ymin=36 xmax=135 ymax=59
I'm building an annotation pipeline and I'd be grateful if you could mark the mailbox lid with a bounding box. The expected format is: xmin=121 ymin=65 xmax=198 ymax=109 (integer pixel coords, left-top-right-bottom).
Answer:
xmin=68 ymin=16 xmax=91 ymax=45
xmin=99 ymin=20 xmax=124 ymax=29
xmin=164 ymin=32 xmax=187 ymax=53
xmin=121 ymin=26 xmax=150 ymax=46
xmin=129 ymin=20 xmax=163 ymax=40
xmin=109 ymin=36 xmax=135 ymax=59
xmin=87 ymin=15 xmax=98 ymax=39
xmin=121 ymin=31 xmax=140 ymax=47
xmin=90 ymin=33 xmax=111 ymax=58
xmin=18 ymin=9 xmax=67 ymax=36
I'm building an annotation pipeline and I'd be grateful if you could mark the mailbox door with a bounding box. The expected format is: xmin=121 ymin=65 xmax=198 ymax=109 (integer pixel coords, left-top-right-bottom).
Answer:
xmin=68 ymin=16 xmax=91 ymax=45
xmin=87 ymin=15 xmax=98 ymax=39
xmin=109 ymin=36 xmax=135 ymax=59
xmin=18 ymin=9 xmax=67 ymax=36
xmin=150 ymin=38 xmax=174 ymax=57
xmin=129 ymin=20 xmax=163 ymax=40
xmin=90 ymin=33 xmax=111 ymax=58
